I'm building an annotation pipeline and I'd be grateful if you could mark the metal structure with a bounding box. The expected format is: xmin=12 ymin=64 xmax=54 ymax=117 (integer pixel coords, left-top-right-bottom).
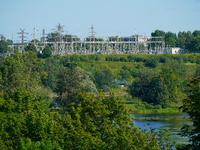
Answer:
xmin=42 ymin=36 xmax=165 ymax=55
xmin=17 ymin=29 xmax=28 ymax=52
xmin=16 ymin=24 xmax=166 ymax=55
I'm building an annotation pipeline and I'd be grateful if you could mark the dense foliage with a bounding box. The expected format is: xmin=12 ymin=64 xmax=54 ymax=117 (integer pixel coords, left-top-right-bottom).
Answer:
xmin=0 ymin=35 xmax=200 ymax=148
xmin=0 ymin=88 xmax=177 ymax=149
xmin=179 ymin=77 xmax=200 ymax=149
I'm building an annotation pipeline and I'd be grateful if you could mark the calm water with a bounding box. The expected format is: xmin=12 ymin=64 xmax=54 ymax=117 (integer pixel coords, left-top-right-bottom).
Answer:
xmin=132 ymin=113 xmax=192 ymax=146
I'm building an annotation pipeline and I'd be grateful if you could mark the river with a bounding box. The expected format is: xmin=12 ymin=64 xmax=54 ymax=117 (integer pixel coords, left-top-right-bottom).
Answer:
xmin=132 ymin=113 xmax=192 ymax=147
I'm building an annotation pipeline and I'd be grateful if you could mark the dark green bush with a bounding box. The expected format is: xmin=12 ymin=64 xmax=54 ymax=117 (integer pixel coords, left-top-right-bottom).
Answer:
xmin=145 ymin=59 xmax=158 ymax=68
xmin=196 ymin=55 xmax=200 ymax=64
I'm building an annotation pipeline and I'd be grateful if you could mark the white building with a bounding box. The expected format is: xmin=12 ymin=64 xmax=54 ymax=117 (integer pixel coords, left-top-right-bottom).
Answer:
xmin=168 ymin=48 xmax=184 ymax=54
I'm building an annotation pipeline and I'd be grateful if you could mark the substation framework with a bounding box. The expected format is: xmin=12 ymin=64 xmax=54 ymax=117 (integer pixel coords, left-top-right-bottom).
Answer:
xmin=42 ymin=36 xmax=165 ymax=55
xmin=15 ymin=24 xmax=167 ymax=55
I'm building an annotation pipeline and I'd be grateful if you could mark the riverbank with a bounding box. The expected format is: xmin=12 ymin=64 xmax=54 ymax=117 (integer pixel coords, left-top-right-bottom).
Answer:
xmin=127 ymin=106 xmax=182 ymax=114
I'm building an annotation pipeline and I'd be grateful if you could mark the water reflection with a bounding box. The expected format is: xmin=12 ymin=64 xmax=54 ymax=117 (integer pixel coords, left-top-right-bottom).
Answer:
xmin=132 ymin=113 xmax=192 ymax=145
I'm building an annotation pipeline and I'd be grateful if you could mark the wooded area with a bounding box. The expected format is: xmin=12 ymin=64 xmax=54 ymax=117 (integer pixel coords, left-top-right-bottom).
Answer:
xmin=0 ymin=29 xmax=200 ymax=149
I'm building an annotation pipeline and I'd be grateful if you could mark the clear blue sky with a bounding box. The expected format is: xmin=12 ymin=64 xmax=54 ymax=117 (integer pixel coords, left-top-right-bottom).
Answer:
xmin=0 ymin=0 xmax=200 ymax=42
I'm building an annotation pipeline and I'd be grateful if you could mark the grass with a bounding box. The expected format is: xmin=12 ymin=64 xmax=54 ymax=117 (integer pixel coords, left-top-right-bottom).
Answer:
xmin=109 ymin=86 xmax=128 ymax=96
xmin=125 ymin=104 xmax=181 ymax=114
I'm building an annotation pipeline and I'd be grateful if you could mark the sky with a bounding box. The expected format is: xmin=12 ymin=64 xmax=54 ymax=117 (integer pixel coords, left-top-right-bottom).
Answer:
xmin=0 ymin=0 xmax=200 ymax=42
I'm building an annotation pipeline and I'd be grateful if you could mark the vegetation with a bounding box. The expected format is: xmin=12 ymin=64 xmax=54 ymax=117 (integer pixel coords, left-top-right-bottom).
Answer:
xmin=178 ymin=77 xmax=200 ymax=149
xmin=0 ymin=88 xmax=177 ymax=149
xmin=1 ymin=29 xmax=200 ymax=148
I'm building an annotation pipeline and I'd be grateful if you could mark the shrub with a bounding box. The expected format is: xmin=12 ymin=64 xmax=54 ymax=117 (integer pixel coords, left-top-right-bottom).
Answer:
xmin=135 ymin=57 xmax=144 ymax=62
xmin=188 ymin=55 xmax=196 ymax=63
xmin=145 ymin=58 xmax=158 ymax=68
xmin=196 ymin=55 xmax=200 ymax=64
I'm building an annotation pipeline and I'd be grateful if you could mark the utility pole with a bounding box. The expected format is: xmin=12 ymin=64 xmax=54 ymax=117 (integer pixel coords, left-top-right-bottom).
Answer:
xmin=89 ymin=25 xmax=96 ymax=39
xmin=17 ymin=28 xmax=28 ymax=52
xmin=33 ymin=27 xmax=38 ymax=45
xmin=89 ymin=25 xmax=96 ymax=54
xmin=57 ymin=23 xmax=64 ymax=42
xmin=42 ymin=28 xmax=46 ymax=47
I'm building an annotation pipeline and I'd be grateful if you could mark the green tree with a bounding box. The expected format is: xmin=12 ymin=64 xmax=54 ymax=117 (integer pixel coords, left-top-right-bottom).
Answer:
xmin=129 ymin=70 xmax=169 ymax=107
xmin=0 ymin=34 xmax=9 ymax=53
xmin=151 ymin=30 xmax=165 ymax=49
xmin=25 ymin=43 xmax=37 ymax=52
xmin=165 ymin=32 xmax=177 ymax=47
xmin=160 ymin=67 xmax=181 ymax=102
xmin=70 ymin=54 xmax=80 ymax=62
xmin=185 ymin=31 xmax=193 ymax=52
xmin=92 ymin=65 xmax=113 ymax=91
xmin=190 ymin=36 xmax=200 ymax=53
xmin=179 ymin=77 xmax=200 ymax=149
xmin=6 ymin=39 xmax=13 ymax=45
xmin=177 ymin=31 xmax=187 ymax=48
xmin=192 ymin=30 xmax=200 ymax=37
xmin=0 ymin=88 xmax=176 ymax=149
xmin=145 ymin=58 xmax=158 ymax=68
xmin=46 ymin=32 xmax=59 ymax=42
xmin=65 ymin=91 xmax=175 ymax=149
xmin=196 ymin=55 xmax=200 ymax=64
xmin=0 ymin=51 xmax=45 ymax=95
xmin=0 ymin=88 xmax=61 ymax=149
xmin=151 ymin=30 xmax=165 ymax=37
xmin=42 ymin=45 xmax=52 ymax=58
xmin=119 ymin=69 xmax=132 ymax=81
xmin=56 ymin=66 xmax=97 ymax=114
xmin=42 ymin=57 xmax=61 ymax=92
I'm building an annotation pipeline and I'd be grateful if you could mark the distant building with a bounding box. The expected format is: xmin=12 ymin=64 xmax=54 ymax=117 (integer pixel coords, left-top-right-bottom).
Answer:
xmin=167 ymin=48 xmax=184 ymax=54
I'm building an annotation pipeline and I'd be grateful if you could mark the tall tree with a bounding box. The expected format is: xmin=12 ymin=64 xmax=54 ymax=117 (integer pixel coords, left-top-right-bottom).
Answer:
xmin=192 ymin=30 xmax=200 ymax=37
xmin=179 ymin=77 xmax=200 ymax=149
xmin=42 ymin=57 xmax=61 ymax=92
xmin=0 ymin=88 xmax=176 ymax=149
xmin=0 ymin=51 xmax=45 ymax=95
xmin=129 ymin=69 xmax=169 ymax=107
xmin=160 ymin=67 xmax=180 ymax=102
xmin=165 ymin=32 xmax=177 ymax=47
xmin=177 ymin=31 xmax=187 ymax=48
xmin=25 ymin=43 xmax=37 ymax=52
xmin=92 ymin=65 xmax=113 ymax=91
xmin=190 ymin=36 xmax=200 ymax=53
xmin=151 ymin=30 xmax=165 ymax=48
xmin=56 ymin=65 xmax=97 ymax=114
xmin=151 ymin=30 xmax=165 ymax=38
xmin=42 ymin=45 xmax=52 ymax=58
xmin=0 ymin=35 xmax=9 ymax=53
xmin=185 ymin=31 xmax=193 ymax=51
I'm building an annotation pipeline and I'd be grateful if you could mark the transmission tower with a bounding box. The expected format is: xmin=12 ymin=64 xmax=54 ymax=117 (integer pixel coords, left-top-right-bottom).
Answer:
xmin=42 ymin=28 xmax=46 ymax=47
xmin=32 ymin=27 xmax=38 ymax=45
xmin=52 ymin=23 xmax=65 ymax=42
xmin=17 ymin=28 xmax=28 ymax=52
xmin=89 ymin=25 xmax=96 ymax=38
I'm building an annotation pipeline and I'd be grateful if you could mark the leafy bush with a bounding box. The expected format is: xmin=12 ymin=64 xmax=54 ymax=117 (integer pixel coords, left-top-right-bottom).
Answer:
xmin=135 ymin=57 xmax=144 ymax=62
xmin=154 ymin=105 xmax=162 ymax=109
xmin=88 ymin=54 xmax=100 ymax=61
xmin=196 ymin=55 xmax=200 ymax=64
xmin=158 ymin=56 xmax=168 ymax=63
xmin=144 ymin=102 xmax=155 ymax=109
xmin=70 ymin=54 xmax=80 ymax=62
xmin=145 ymin=58 xmax=158 ymax=68
xmin=120 ymin=57 xmax=128 ymax=62
xmin=188 ymin=55 xmax=196 ymax=63
xmin=79 ymin=55 xmax=89 ymax=62
xmin=127 ymin=55 xmax=135 ymax=62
